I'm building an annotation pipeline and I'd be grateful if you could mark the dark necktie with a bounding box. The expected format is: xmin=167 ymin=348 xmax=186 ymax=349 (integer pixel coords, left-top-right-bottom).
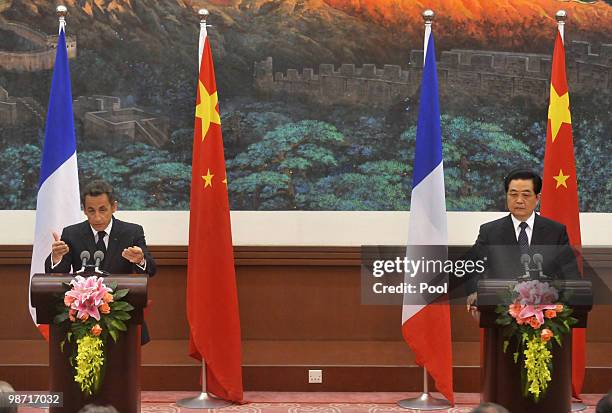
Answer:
xmin=96 ymin=231 xmax=107 ymax=254
xmin=518 ymin=222 xmax=529 ymax=255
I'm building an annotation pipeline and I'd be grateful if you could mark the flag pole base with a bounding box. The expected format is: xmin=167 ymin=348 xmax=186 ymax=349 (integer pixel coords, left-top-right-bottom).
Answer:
xmin=177 ymin=392 xmax=232 ymax=409
xmin=397 ymin=393 xmax=451 ymax=410
xmin=571 ymin=402 xmax=587 ymax=412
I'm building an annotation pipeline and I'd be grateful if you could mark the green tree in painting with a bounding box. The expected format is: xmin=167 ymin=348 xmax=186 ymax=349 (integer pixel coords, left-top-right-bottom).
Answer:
xmin=308 ymin=160 xmax=410 ymax=210
xmin=130 ymin=162 xmax=192 ymax=209
xmin=0 ymin=144 xmax=41 ymax=209
xmin=573 ymin=119 xmax=611 ymax=212
xmin=228 ymin=120 xmax=345 ymax=209
xmin=78 ymin=150 xmax=129 ymax=186
xmin=401 ymin=115 xmax=540 ymax=211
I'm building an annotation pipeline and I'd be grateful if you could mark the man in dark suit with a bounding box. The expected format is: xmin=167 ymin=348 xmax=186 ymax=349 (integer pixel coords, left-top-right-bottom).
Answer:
xmin=465 ymin=169 xmax=579 ymax=317
xmin=45 ymin=180 xmax=156 ymax=342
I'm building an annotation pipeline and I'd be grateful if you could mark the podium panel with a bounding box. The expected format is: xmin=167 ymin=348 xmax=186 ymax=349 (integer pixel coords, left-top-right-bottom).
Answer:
xmin=31 ymin=274 xmax=147 ymax=413
xmin=49 ymin=324 xmax=141 ymax=413
xmin=477 ymin=278 xmax=591 ymax=413
xmin=482 ymin=327 xmax=571 ymax=413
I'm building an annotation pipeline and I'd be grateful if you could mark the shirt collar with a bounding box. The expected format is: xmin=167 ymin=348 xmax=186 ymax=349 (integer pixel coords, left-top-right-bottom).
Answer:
xmin=510 ymin=211 xmax=536 ymax=231
xmin=90 ymin=218 xmax=113 ymax=238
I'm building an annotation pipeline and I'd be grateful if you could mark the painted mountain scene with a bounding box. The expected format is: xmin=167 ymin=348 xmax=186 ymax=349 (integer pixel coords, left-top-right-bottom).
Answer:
xmin=0 ymin=0 xmax=610 ymax=211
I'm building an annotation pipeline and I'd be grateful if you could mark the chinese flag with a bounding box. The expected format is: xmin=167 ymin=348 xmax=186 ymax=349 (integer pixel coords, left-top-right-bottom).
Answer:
xmin=540 ymin=29 xmax=584 ymax=400
xmin=186 ymin=27 xmax=243 ymax=402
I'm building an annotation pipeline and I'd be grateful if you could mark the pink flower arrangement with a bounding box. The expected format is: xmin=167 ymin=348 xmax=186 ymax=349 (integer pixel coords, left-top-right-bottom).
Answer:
xmin=64 ymin=276 xmax=112 ymax=321
xmin=507 ymin=280 xmax=563 ymax=332
xmin=514 ymin=280 xmax=558 ymax=306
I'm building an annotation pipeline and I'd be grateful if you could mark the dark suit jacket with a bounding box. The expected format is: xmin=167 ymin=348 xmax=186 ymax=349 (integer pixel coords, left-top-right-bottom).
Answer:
xmin=464 ymin=213 xmax=579 ymax=293
xmin=44 ymin=217 xmax=156 ymax=276
xmin=45 ymin=217 xmax=156 ymax=343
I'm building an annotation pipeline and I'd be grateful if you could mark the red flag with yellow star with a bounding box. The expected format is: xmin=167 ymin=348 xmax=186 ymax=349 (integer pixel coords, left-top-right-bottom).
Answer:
xmin=186 ymin=26 xmax=243 ymax=402
xmin=540 ymin=28 xmax=584 ymax=400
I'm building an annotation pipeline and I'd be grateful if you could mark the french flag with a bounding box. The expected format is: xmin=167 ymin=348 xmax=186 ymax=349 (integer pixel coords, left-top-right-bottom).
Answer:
xmin=29 ymin=26 xmax=81 ymax=338
xmin=401 ymin=30 xmax=454 ymax=404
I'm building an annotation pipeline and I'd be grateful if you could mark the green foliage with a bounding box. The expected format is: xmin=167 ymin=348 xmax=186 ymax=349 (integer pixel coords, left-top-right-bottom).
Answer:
xmin=0 ymin=144 xmax=41 ymax=209
xmin=78 ymin=151 xmax=129 ymax=186
xmin=430 ymin=115 xmax=538 ymax=210
xmin=228 ymin=120 xmax=345 ymax=209
xmin=573 ymin=119 xmax=612 ymax=212
xmin=130 ymin=162 xmax=192 ymax=209
xmin=308 ymin=161 xmax=410 ymax=210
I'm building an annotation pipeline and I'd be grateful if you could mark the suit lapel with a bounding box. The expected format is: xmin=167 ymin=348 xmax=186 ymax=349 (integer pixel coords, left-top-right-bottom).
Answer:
xmin=531 ymin=213 xmax=545 ymax=246
xmin=104 ymin=217 xmax=122 ymax=272
xmin=501 ymin=214 xmax=518 ymax=245
xmin=79 ymin=221 xmax=97 ymax=256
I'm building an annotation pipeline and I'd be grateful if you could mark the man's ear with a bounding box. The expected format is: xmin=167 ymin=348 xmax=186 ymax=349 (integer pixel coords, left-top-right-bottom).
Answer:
xmin=536 ymin=193 xmax=542 ymax=204
xmin=111 ymin=201 xmax=118 ymax=214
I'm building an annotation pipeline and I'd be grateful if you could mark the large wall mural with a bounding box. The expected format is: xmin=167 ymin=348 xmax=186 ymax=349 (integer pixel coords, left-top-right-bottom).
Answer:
xmin=0 ymin=0 xmax=610 ymax=211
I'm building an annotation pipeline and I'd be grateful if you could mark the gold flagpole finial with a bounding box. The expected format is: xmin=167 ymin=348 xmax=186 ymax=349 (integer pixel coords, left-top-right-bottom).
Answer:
xmin=422 ymin=9 xmax=434 ymax=23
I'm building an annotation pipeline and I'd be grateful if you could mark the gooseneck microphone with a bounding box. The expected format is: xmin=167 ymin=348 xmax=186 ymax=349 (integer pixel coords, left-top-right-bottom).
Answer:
xmin=80 ymin=250 xmax=91 ymax=268
xmin=520 ymin=254 xmax=531 ymax=278
xmin=93 ymin=250 xmax=105 ymax=270
xmin=533 ymin=253 xmax=545 ymax=278
xmin=75 ymin=250 xmax=92 ymax=273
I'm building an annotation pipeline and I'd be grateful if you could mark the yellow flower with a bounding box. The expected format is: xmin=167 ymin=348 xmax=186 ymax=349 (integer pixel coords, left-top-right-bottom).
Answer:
xmin=74 ymin=335 xmax=104 ymax=396
xmin=524 ymin=336 xmax=552 ymax=401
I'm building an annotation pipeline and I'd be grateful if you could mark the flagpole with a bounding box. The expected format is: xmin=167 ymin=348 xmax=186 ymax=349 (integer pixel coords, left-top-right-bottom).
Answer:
xmin=560 ymin=9 xmax=586 ymax=413
xmin=177 ymin=359 xmax=232 ymax=408
xmin=397 ymin=10 xmax=451 ymax=411
xmin=177 ymin=8 xmax=233 ymax=410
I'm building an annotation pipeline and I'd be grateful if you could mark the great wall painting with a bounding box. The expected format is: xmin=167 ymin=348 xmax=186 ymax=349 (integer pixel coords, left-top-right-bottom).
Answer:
xmin=0 ymin=0 xmax=610 ymax=211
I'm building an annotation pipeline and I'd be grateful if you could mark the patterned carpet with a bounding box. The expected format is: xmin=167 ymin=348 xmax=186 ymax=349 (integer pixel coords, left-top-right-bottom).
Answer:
xmin=18 ymin=391 xmax=602 ymax=412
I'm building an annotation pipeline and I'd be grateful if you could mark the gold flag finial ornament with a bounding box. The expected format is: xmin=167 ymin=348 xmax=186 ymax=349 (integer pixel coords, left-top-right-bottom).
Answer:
xmin=422 ymin=9 xmax=434 ymax=23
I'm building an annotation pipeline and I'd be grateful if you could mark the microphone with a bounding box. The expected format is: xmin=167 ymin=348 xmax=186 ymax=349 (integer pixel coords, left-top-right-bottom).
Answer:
xmin=520 ymin=254 xmax=531 ymax=279
xmin=75 ymin=251 xmax=92 ymax=274
xmin=93 ymin=250 xmax=105 ymax=269
xmin=533 ymin=253 xmax=544 ymax=278
xmin=80 ymin=250 xmax=91 ymax=269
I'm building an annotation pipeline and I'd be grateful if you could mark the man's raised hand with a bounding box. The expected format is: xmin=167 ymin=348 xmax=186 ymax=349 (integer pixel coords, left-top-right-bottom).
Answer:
xmin=51 ymin=231 xmax=69 ymax=265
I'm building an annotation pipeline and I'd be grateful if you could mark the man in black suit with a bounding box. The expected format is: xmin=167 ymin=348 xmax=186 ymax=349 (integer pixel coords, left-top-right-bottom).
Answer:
xmin=465 ymin=169 xmax=579 ymax=317
xmin=45 ymin=180 xmax=156 ymax=342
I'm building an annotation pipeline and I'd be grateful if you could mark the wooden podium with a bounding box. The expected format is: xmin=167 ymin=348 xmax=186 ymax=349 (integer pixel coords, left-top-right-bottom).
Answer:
xmin=477 ymin=279 xmax=592 ymax=413
xmin=31 ymin=274 xmax=148 ymax=413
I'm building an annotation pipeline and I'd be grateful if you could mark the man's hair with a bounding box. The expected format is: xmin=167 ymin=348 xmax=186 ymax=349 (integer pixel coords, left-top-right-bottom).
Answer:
xmin=0 ymin=380 xmax=17 ymax=412
xmin=504 ymin=168 xmax=543 ymax=195
xmin=596 ymin=391 xmax=612 ymax=413
xmin=81 ymin=180 xmax=117 ymax=206
xmin=77 ymin=404 xmax=119 ymax=413
xmin=472 ymin=402 xmax=511 ymax=413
